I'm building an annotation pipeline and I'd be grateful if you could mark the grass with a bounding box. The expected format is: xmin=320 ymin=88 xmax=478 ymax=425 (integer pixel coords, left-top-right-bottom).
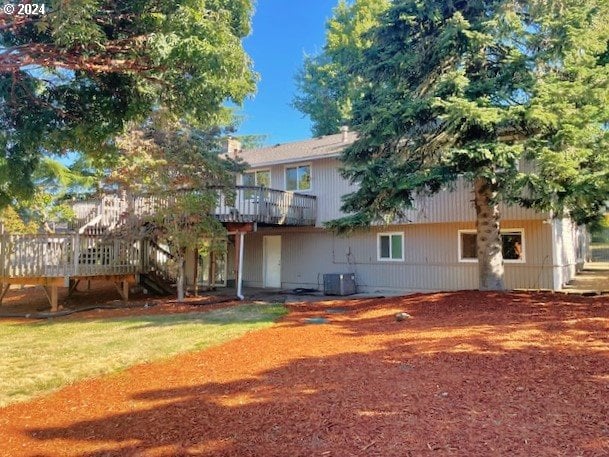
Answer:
xmin=0 ymin=303 xmax=287 ymax=407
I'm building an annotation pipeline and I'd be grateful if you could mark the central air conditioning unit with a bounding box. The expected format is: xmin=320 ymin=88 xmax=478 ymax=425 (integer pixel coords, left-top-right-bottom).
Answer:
xmin=323 ymin=273 xmax=356 ymax=296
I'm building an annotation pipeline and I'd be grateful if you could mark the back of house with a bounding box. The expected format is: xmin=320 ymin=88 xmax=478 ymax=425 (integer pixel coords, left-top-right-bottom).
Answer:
xmin=195 ymin=130 xmax=586 ymax=294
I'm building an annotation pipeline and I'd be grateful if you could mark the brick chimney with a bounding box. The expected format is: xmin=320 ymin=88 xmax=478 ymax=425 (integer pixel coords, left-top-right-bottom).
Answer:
xmin=225 ymin=138 xmax=242 ymax=158
xmin=340 ymin=125 xmax=349 ymax=143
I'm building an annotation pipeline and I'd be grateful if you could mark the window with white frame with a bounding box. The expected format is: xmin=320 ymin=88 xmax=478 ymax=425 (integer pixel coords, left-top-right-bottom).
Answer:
xmin=242 ymin=170 xmax=270 ymax=187
xmin=458 ymin=229 xmax=524 ymax=262
xmin=242 ymin=170 xmax=270 ymax=199
xmin=378 ymin=232 xmax=404 ymax=261
xmin=285 ymin=165 xmax=311 ymax=191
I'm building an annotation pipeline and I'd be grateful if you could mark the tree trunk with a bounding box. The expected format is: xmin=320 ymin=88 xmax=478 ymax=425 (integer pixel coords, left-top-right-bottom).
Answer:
xmin=177 ymin=254 xmax=185 ymax=302
xmin=473 ymin=177 xmax=505 ymax=291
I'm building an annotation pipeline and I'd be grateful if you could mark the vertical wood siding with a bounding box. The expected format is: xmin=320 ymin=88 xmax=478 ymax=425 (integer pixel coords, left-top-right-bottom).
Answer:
xmin=400 ymin=179 xmax=546 ymax=223
xmin=241 ymin=220 xmax=555 ymax=292
xmin=246 ymin=159 xmax=547 ymax=226
xmin=242 ymin=232 xmax=264 ymax=286
xmin=238 ymin=149 xmax=561 ymax=292
xmin=551 ymin=218 xmax=579 ymax=288
xmin=309 ymin=158 xmax=358 ymax=226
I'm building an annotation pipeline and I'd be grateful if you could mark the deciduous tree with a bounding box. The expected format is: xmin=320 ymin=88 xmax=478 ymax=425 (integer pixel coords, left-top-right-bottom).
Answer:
xmin=0 ymin=0 xmax=256 ymax=207
xmin=112 ymin=115 xmax=241 ymax=301
xmin=293 ymin=0 xmax=389 ymax=136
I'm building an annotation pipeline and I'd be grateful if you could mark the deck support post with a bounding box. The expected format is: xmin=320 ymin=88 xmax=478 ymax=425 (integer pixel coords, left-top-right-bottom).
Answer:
xmin=51 ymin=285 xmax=58 ymax=312
xmin=67 ymin=279 xmax=80 ymax=297
xmin=192 ymin=248 xmax=199 ymax=296
xmin=233 ymin=234 xmax=239 ymax=291
xmin=43 ymin=285 xmax=59 ymax=312
xmin=226 ymin=223 xmax=254 ymax=301
xmin=114 ymin=280 xmax=129 ymax=303
xmin=208 ymin=251 xmax=216 ymax=291
xmin=0 ymin=283 xmax=9 ymax=305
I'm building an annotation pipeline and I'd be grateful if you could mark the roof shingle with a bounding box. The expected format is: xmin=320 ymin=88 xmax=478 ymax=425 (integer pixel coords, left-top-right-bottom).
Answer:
xmin=236 ymin=131 xmax=358 ymax=167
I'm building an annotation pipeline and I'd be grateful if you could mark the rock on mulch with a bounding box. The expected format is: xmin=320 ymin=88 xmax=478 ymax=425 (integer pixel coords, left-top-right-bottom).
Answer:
xmin=1 ymin=290 xmax=609 ymax=456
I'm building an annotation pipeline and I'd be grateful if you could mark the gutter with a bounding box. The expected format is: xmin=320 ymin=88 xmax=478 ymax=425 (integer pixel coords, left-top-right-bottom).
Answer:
xmin=243 ymin=152 xmax=342 ymax=168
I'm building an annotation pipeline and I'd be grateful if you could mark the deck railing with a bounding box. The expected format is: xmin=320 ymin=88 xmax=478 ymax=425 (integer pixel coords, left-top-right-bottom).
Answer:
xmin=72 ymin=187 xmax=317 ymax=233
xmin=71 ymin=200 xmax=100 ymax=225
xmin=0 ymin=187 xmax=317 ymax=281
xmin=0 ymin=233 xmax=139 ymax=279
xmin=141 ymin=240 xmax=177 ymax=283
xmin=213 ymin=186 xmax=317 ymax=225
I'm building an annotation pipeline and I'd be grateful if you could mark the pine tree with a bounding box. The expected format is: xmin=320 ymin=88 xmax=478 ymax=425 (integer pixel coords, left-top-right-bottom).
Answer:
xmin=326 ymin=0 xmax=609 ymax=290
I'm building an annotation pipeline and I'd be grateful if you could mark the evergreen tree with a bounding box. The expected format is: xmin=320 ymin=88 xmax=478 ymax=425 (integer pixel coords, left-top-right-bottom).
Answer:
xmin=327 ymin=0 xmax=609 ymax=290
xmin=0 ymin=155 xmax=99 ymax=234
xmin=0 ymin=206 xmax=37 ymax=234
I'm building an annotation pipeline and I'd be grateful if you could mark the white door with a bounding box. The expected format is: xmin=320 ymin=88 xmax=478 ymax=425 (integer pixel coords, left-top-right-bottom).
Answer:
xmin=263 ymin=235 xmax=282 ymax=288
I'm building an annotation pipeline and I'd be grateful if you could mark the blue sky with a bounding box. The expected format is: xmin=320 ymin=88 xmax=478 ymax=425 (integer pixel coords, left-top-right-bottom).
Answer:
xmin=234 ymin=0 xmax=338 ymax=146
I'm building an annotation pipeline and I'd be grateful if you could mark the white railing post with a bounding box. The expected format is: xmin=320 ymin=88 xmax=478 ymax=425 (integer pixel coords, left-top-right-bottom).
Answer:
xmin=73 ymin=233 xmax=80 ymax=276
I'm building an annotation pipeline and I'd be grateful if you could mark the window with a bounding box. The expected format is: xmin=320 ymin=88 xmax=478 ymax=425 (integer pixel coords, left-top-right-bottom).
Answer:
xmin=242 ymin=170 xmax=270 ymax=199
xmin=458 ymin=229 xmax=524 ymax=262
xmin=285 ymin=165 xmax=311 ymax=191
xmin=378 ymin=232 xmax=404 ymax=261
xmin=502 ymin=231 xmax=524 ymax=261
xmin=460 ymin=232 xmax=477 ymax=260
xmin=242 ymin=170 xmax=270 ymax=187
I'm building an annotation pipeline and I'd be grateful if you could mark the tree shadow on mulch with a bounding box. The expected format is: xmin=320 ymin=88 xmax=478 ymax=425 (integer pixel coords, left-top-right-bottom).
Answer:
xmin=24 ymin=291 xmax=609 ymax=456
xmin=26 ymin=351 xmax=609 ymax=456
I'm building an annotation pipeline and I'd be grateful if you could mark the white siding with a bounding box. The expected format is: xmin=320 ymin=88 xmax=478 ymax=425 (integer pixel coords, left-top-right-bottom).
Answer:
xmin=242 ymin=233 xmax=263 ymax=286
xmin=235 ymin=141 xmax=565 ymax=293
xmin=401 ymin=179 xmax=545 ymax=223
xmin=242 ymin=220 xmax=555 ymax=292
xmin=245 ymin=158 xmax=547 ymax=227
xmin=551 ymin=218 xmax=585 ymax=289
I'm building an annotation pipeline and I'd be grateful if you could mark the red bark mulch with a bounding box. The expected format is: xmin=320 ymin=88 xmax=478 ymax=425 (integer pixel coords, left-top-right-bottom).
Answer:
xmin=1 ymin=290 xmax=609 ymax=456
xmin=0 ymin=281 xmax=243 ymax=321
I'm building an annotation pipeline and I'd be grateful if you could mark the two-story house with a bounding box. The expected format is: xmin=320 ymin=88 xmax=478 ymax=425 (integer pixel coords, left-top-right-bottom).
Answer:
xmin=0 ymin=130 xmax=587 ymax=311
xmin=190 ymin=130 xmax=586 ymax=294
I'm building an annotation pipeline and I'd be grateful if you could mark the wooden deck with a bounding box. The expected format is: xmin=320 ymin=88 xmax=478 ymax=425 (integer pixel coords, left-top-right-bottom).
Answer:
xmin=0 ymin=187 xmax=316 ymax=311
xmin=0 ymin=233 xmax=140 ymax=311
xmin=214 ymin=186 xmax=317 ymax=226
xmin=0 ymin=233 xmax=140 ymax=278
xmin=132 ymin=186 xmax=318 ymax=226
xmin=72 ymin=187 xmax=318 ymax=229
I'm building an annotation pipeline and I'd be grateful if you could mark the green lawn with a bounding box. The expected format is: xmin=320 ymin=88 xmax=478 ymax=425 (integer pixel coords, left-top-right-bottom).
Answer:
xmin=0 ymin=304 xmax=287 ymax=407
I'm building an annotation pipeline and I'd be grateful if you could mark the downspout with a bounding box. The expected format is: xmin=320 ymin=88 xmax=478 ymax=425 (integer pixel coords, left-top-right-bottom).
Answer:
xmin=237 ymin=231 xmax=245 ymax=300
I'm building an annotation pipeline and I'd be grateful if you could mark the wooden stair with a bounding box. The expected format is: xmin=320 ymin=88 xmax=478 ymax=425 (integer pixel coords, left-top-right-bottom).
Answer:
xmin=139 ymin=272 xmax=175 ymax=296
